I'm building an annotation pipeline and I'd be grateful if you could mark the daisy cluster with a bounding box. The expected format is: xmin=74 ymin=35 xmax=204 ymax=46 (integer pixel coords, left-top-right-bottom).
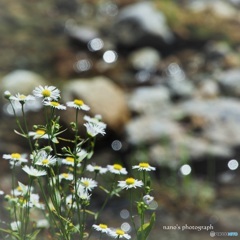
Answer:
xmin=0 ymin=85 xmax=156 ymax=240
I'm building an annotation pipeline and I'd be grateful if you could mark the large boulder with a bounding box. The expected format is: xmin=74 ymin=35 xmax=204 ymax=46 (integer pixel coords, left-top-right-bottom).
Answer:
xmin=61 ymin=76 xmax=130 ymax=132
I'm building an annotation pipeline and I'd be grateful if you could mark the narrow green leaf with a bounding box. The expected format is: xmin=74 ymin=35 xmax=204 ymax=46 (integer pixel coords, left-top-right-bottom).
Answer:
xmin=137 ymin=213 xmax=156 ymax=239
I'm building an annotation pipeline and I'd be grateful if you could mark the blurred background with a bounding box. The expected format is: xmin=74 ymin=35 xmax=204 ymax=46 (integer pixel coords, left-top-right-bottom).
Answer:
xmin=0 ymin=0 xmax=240 ymax=239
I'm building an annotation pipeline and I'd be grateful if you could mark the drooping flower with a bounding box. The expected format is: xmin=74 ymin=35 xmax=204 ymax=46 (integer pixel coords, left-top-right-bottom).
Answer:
xmin=10 ymin=93 xmax=35 ymax=104
xmin=143 ymin=195 xmax=154 ymax=205
xmin=10 ymin=221 xmax=21 ymax=231
xmin=93 ymin=223 xmax=110 ymax=233
xmin=22 ymin=166 xmax=47 ymax=177
xmin=33 ymin=86 xmax=60 ymax=101
xmin=3 ymin=153 xmax=28 ymax=166
xmin=59 ymin=173 xmax=74 ymax=181
xmin=132 ymin=162 xmax=156 ymax=171
xmin=118 ymin=178 xmax=143 ymax=190
xmin=86 ymin=164 xmax=108 ymax=174
xmin=28 ymin=129 xmax=48 ymax=139
xmin=43 ymin=101 xmax=66 ymax=110
xmin=107 ymin=164 xmax=128 ymax=175
xmin=108 ymin=228 xmax=131 ymax=239
xmin=66 ymin=99 xmax=90 ymax=111
xmin=84 ymin=122 xmax=106 ymax=137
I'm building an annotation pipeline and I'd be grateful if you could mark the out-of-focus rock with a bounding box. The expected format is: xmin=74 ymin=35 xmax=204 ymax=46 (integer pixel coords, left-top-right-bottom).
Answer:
xmin=112 ymin=1 xmax=174 ymax=47
xmin=61 ymin=76 xmax=130 ymax=132
xmin=125 ymin=116 xmax=183 ymax=145
xmin=127 ymin=86 xmax=170 ymax=114
xmin=215 ymin=69 xmax=240 ymax=97
xmin=0 ymin=70 xmax=47 ymax=98
xmin=196 ymin=79 xmax=220 ymax=99
xmin=128 ymin=47 xmax=161 ymax=71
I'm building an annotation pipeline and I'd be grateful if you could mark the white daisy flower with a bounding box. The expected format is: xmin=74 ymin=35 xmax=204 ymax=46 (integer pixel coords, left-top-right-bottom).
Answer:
xmin=10 ymin=221 xmax=21 ymax=231
xmin=107 ymin=164 xmax=128 ymax=175
xmin=10 ymin=93 xmax=35 ymax=103
xmin=36 ymin=219 xmax=50 ymax=229
xmin=93 ymin=223 xmax=110 ymax=233
xmin=66 ymin=99 xmax=90 ymax=111
xmin=108 ymin=228 xmax=131 ymax=239
xmin=4 ymin=90 xmax=11 ymax=99
xmin=34 ymin=151 xmax=57 ymax=168
xmin=59 ymin=173 xmax=74 ymax=181
xmin=86 ymin=164 xmax=108 ymax=174
xmin=43 ymin=101 xmax=66 ymax=110
xmin=3 ymin=153 xmax=28 ymax=165
xmin=78 ymin=177 xmax=98 ymax=191
xmin=33 ymin=86 xmax=60 ymax=101
xmin=76 ymin=148 xmax=88 ymax=162
xmin=22 ymin=165 xmax=47 ymax=177
xmin=84 ymin=115 xmax=107 ymax=127
xmin=11 ymin=182 xmax=33 ymax=197
xmin=118 ymin=178 xmax=143 ymax=190
xmin=61 ymin=156 xmax=81 ymax=167
xmin=28 ymin=129 xmax=48 ymax=139
xmin=84 ymin=122 xmax=106 ymax=137
xmin=143 ymin=195 xmax=154 ymax=205
xmin=66 ymin=195 xmax=77 ymax=209
xmin=76 ymin=185 xmax=91 ymax=201
xmin=29 ymin=193 xmax=45 ymax=209
xmin=132 ymin=162 xmax=156 ymax=171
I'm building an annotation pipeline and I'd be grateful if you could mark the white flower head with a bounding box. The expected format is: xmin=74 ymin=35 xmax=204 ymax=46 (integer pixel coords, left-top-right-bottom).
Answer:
xmin=84 ymin=115 xmax=106 ymax=127
xmin=118 ymin=178 xmax=143 ymax=190
xmin=11 ymin=181 xmax=33 ymax=197
xmin=76 ymin=185 xmax=91 ymax=201
xmin=3 ymin=153 xmax=28 ymax=166
xmin=78 ymin=177 xmax=98 ymax=191
xmin=143 ymin=195 xmax=154 ymax=205
xmin=36 ymin=219 xmax=50 ymax=229
xmin=33 ymin=85 xmax=60 ymax=101
xmin=108 ymin=228 xmax=131 ymax=239
xmin=59 ymin=173 xmax=74 ymax=181
xmin=84 ymin=122 xmax=106 ymax=137
xmin=28 ymin=129 xmax=48 ymax=140
xmin=10 ymin=221 xmax=21 ymax=231
xmin=66 ymin=195 xmax=77 ymax=209
xmin=86 ymin=164 xmax=108 ymax=174
xmin=34 ymin=151 xmax=57 ymax=168
xmin=93 ymin=223 xmax=110 ymax=233
xmin=29 ymin=193 xmax=45 ymax=209
xmin=76 ymin=148 xmax=88 ymax=162
xmin=10 ymin=93 xmax=35 ymax=104
xmin=66 ymin=99 xmax=90 ymax=111
xmin=0 ymin=190 xmax=4 ymax=195
xmin=43 ymin=100 xmax=66 ymax=110
xmin=132 ymin=162 xmax=156 ymax=171
xmin=107 ymin=164 xmax=128 ymax=175
xmin=22 ymin=165 xmax=47 ymax=177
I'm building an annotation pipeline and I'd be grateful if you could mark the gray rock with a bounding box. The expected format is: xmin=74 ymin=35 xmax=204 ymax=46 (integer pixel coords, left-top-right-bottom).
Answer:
xmin=128 ymin=47 xmax=161 ymax=71
xmin=112 ymin=1 xmax=174 ymax=46
xmin=216 ymin=69 xmax=240 ymax=97
xmin=61 ymin=76 xmax=130 ymax=132
xmin=0 ymin=70 xmax=47 ymax=97
xmin=127 ymin=85 xmax=170 ymax=114
xmin=125 ymin=115 xmax=183 ymax=145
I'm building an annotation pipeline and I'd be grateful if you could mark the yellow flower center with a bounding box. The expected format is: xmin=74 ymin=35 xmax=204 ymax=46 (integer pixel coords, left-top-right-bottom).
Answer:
xmin=116 ymin=229 xmax=125 ymax=235
xmin=42 ymin=159 xmax=49 ymax=165
xmin=42 ymin=89 xmax=51 ymax=97
xmin=82 ymin=181 xmax=89 ymax=187
xmin=113 ymin=164 xmax=122 ymax=170
xmin=51 ymin=101 xmax=60 ymax=107
xmin=36 ymin=129 xmax=45 ymax=135
xmin=99 ymin=224 xmax=108 ymax=229
xmin=11 ymin=153 xmax=21 ymax=159
xmin=19 ymin=95 xmax=26 ymax=100
xmin=66 ymin=157 xmax=74 ymax=163
xmin=73 ymin=99 xmax=84 ymax=106
xmin=126 ymin=178 xmax=135 ymax=185
xmin=139 ymin=163 xmax=150 ymax=168
xmin=17 ymin=186 xmax=22 ymax=191
xmin=62 ymin=173 xmax=69 ymax=178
